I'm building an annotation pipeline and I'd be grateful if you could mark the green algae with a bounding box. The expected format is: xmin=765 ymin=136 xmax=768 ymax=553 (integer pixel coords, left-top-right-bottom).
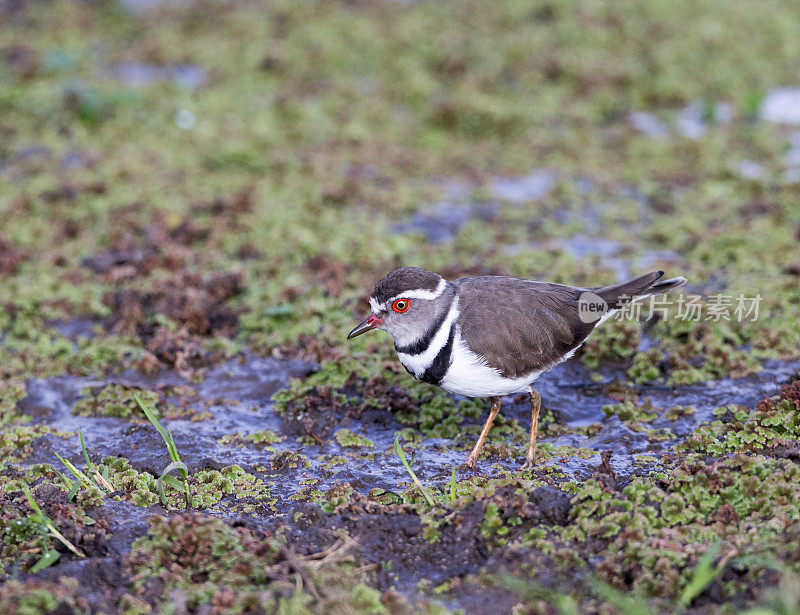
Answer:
xmin=218 ymin=429 xmax=283 ymax=447
xmin=602 ymin=399 xmax=658 ymax=424
xmin=681 ymin=399 xmax=800 ymax=456
xmin=335 ymin=428 xmax=374 ymax=449
xmin=581 ymin=320 xmax=641 ymax=370
xmin=72 ymin=384 xmax=163 ymax=421
xmin=91 ymin=457 xmax=276 ymax=511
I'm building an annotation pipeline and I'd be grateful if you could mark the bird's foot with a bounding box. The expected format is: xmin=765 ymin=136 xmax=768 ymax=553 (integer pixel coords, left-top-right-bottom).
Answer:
xmin=458 ymin=456 xmax=477 ymax=471
xmin=520 ymin=452 xmax=537 ymax=470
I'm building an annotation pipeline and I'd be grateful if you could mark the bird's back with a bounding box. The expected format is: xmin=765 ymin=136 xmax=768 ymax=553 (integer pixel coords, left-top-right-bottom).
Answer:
xmin=452 ymin=275 xmax=594 ymax=379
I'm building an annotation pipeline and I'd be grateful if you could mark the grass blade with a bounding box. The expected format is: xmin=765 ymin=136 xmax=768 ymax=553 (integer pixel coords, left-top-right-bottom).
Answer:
xmin=23 ymin=487 xmax=84 ymax=559
xmin=29 ymin=549 xmax=61 ymax=573
xmin=134 ymin=393 xmax=170 ymax=444
xmin=54 ymin=469 xmax=73 ymax=491
xmin=678 ymin=542 xmax=723 ymax=611
xmin=54 ymin=454 xmax=92 ymax=489
xmin=91 ymin=469 xmax=114 ymax=492
xmin=166 ymin=428 xmax=180 ymax=463
xmin=157 ymin=461 xmax=190 ymax=508
xmin=78 ymin=427 xmax=92 ymax=469
xmin=449 ymin=466 xmax=457 ymax=504
xmin=67 ymin=481 xmax=81 ymax=502
xmin=394 ymin=436 xmax=435 ymax=507
xmin=135 ymin=393 xmax=192 ymax=508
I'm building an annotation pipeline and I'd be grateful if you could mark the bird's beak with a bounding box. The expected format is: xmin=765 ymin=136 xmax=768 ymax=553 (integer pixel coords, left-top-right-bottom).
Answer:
xmin=347 ymin=314 xmax=382 ymax=339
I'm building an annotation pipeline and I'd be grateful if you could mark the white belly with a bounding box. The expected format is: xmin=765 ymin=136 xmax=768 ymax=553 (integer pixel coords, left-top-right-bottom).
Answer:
xmin=437 ymin=328 xmax=544 ymax=397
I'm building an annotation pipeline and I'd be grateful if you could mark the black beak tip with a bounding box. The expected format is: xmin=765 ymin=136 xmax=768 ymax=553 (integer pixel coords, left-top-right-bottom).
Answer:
xmin=347 ymin=316 xmax=377 ymax=340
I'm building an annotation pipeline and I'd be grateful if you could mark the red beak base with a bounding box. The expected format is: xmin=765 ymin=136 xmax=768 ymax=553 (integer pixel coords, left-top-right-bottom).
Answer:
xmin=347 ymin=314 xmax=381 ymax=339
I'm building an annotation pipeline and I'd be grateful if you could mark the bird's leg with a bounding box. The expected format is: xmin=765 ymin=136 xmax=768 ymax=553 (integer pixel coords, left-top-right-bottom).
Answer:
xmin=521 ymin=388 xmax=541 ymax=469
xmin=461 ymin=397 xmax=502 ymax=469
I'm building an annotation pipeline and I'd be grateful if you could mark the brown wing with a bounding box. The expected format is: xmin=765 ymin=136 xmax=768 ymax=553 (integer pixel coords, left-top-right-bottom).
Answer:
xmin=454 ymin=276 xmax=595 ymax=379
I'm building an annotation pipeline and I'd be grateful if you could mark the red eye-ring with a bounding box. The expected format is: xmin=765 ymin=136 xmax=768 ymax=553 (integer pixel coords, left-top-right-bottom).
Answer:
xmin=392 ymin=299 xmax=411 ymax=313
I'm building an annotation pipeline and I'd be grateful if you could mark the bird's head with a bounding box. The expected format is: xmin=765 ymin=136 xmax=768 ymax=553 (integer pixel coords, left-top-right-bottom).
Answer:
xmin=347 ymin=267 xmax=454 ymax=347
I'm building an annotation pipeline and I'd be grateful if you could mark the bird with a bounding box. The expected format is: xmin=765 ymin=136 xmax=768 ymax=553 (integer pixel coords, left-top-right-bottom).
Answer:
xmin=347 ymin=266 xmax=686 ymax=468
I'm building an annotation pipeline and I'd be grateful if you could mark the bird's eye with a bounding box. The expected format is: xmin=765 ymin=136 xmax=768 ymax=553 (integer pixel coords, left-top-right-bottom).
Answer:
xmin=392 ymin=299 xmax=410 ymax=313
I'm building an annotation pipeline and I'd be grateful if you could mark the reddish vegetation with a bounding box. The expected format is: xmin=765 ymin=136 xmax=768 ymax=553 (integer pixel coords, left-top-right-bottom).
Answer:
xmin=103 ymin=271 xmax=245 ymax=338
xmin=0 ymin=238 xmax=25 ymax=276
xmin=101 ymin=271 xmax=245 ymax=375
xmin=304 ymin=255 xmax=347 ymax=298
xmin=356 ymin=374 xmax=419 ymax=416
xmin=757 ymin=378 xmax=800 ymax=412
xmin=189 ymin=185 xmax=254 ymax=218
xmin=274 ymin=333 xmax=345 ymax=363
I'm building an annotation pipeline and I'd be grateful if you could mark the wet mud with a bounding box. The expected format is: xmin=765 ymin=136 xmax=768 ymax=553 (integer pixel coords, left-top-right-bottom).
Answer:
xmin=6 ymin=345 xmax=800 ymax=613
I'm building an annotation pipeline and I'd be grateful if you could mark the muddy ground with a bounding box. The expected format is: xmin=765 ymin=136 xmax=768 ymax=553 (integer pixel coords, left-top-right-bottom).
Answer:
xmin=3 ymin=0 xmax=800 ymax=613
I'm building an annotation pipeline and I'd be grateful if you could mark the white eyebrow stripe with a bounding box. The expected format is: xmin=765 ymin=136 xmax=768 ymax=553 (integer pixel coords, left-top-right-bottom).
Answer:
xmin=369 ymin=277 xmax=447 ymax=313
xmin=387 ymin=278 xmax=447 ymax=303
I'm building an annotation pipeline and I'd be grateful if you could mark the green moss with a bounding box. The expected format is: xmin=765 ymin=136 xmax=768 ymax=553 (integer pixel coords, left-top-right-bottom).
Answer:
xmin=581 ymin=320 xmax=641 ymax=370
xmin=664 ymin=405 xmax=696 ymax=421
xmin=126 ymin=513 xmax=386 ymax=614
xmin=334 ymin=429 xmax=374 ymax=449
xmin=72 ymin=385 xmax=163 ymax=421
xmin=602 ymin=399 xmax=658 ymax=423
xmin=0 ymin=425 xmax=69 ymax=468
xmin=3 ymin=0 xmax=800 ymax=609
xmin=315 ymin=483 xmax=355 ymax=513
xmin=270 ymin=450 xmax=310 ymax=472
xmin=0 ymin=578 xmax=85 ymax=615
xmin=0 ymin=379 xmax=28 ymax=426
xmin=564 ymin=455 xmax=800 ymax=599
xmin=481 ymin=502 xmax=509 ymax=546
xmin=680 ymin=399 xmax=800 ymax=456
xmin=98 ymin=457 xmax=275 ymax=511
xmin=218 ymin=429 xmax=283 ymax=447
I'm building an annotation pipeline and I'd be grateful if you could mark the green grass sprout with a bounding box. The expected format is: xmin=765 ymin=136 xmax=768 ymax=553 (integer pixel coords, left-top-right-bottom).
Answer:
xmin=678 ymin=542 xmax=724 ymax=611
xmin=134 ymin=393 xmax=192 ymax=508
xmin=53 ymin=429 xmax=113 ymax=499
xmin=499 ymin=575 xmax=581 ymax=615
xmin=393 ymin=436 xmax=435 ymax=507
xmin=29 ymin=549 xmax=61 ymax=574
xmin=54 ymin=453 xmax=94 ymax=490
xmin=23 ymin=486 xmax=84 ymax=562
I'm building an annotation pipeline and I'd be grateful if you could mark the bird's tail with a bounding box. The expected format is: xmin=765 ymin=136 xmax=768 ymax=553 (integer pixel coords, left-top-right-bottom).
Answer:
xmin=596 ymin=271 xmax=686 ymax=309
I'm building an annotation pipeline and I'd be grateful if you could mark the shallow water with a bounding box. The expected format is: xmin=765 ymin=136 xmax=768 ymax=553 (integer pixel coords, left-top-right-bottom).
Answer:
xmin=108 ymin=63 xmax=207 ymax=89
xmin=16 ymin=349 xmax=800 ymax=516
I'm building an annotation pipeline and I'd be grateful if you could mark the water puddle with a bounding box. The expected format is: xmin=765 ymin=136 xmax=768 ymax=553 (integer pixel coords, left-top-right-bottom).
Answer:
xmin=393 ymin=200 xmax=499 ymax=243
xmin=490 ymin=169 xmax=555 ymax=203
xmin=107 ymin=63 xmax=207 ymax=89
xmin=393 ymin=169 xmax=555 ymax=243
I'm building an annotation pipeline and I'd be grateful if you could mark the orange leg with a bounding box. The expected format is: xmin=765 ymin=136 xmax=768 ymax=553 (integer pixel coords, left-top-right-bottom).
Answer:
xmin=521 ymin=388 xmax=541 ymax=468
xmin=461 ymin=397 xmax=502 ymax=468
